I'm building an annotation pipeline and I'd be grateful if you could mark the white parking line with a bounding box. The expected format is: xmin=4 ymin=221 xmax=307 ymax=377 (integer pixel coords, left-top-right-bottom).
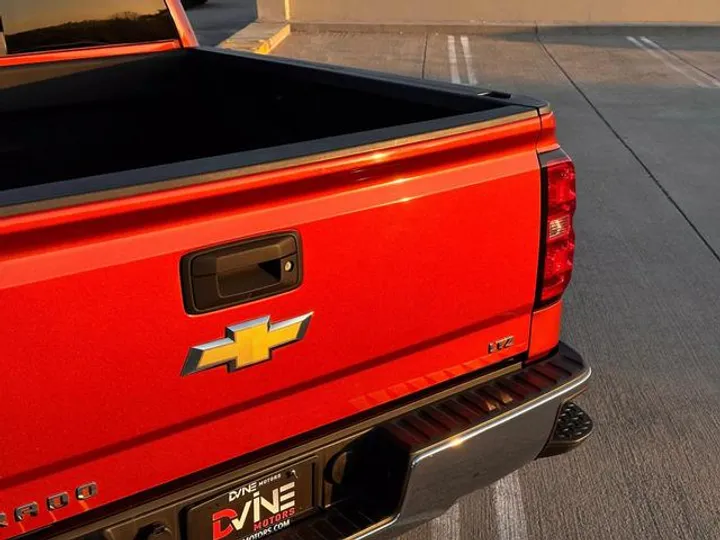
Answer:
xmin=429 ymin=501 xmax=461 ymax=539
xmin=447 ymin=35 xmax=461 ymax=84
xmin=639 ymin=36 xmax=720 ymax=88
xmin=626 ymin=36 xmax=710 ymax=88
xmin=493 ymin=472 xmax=529 ymax=540
xmin=460 ymin=35 xmax=479 ymax=86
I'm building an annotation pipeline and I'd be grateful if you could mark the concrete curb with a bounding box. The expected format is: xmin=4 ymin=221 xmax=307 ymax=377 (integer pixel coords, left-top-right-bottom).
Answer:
xmin=219 ymin=22 xmax=291 ymax=54
xmin=215 ymin=20 xmax=720 ymax=55
xmin=290 ymin=22 xmax=537 ymax=35
xmin=290 ymin=21 xmax=720 ymax=37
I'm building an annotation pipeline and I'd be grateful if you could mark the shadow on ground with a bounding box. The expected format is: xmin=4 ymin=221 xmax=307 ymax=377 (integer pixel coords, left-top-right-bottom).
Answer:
xmin=491 ymin=26 xmax=720 ymax=51
xmin=186 ymin=0 xmax=258 ymax=46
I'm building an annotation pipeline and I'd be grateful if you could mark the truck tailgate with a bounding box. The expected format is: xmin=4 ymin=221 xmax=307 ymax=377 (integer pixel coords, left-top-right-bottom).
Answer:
xmin=0 ymin=113 xmax=542 ymax=536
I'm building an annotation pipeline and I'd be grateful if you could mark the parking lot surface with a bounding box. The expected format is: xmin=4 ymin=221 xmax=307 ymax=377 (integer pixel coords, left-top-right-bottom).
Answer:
xmin=274 ymin=29 xmax=720 ymax=540
xmin=186 ymin=0 xmax=256 ymax=46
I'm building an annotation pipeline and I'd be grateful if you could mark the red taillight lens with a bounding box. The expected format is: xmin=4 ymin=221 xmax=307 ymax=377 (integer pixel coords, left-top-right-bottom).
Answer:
xmin=538 ymin=154 xmax=576 ymax=305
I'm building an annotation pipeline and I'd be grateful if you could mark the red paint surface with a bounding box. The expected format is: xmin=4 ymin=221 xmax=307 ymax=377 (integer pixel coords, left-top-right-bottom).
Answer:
xmin=537 ymin=111 xmax=561 ymax=154
xmin=0 ymin=115 xmax=553 ymax=537
xmin=0 ymin=41 xmax=182 ymax=68
xmin=529 ymin=301 xmax=563 ymax=361
xmin=166 ymin=0 xmax=200 ymax=48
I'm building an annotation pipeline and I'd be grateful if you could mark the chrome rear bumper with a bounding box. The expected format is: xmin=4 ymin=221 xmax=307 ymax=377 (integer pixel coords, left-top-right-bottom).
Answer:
xmin=46 ymin=345 xmax=591 ymax=540
xmin=362 ymin=344 xmax=591 ymax=539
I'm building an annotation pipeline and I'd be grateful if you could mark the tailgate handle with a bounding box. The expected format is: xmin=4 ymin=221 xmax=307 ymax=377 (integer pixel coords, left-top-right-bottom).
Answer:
xmin=181 ymin=233 xmax=301 ymax=314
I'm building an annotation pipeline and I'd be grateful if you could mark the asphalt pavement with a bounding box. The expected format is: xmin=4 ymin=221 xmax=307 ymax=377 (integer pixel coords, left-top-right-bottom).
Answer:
xmin=185 ymin=0 xmax=257 ymax=46
xmin=274 ymin=29 xmax=720 ymax=540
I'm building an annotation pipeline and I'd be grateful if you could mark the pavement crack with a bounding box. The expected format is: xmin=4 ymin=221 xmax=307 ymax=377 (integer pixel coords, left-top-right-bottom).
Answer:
xmin=421 ymin=32 xmax=429 ymax=80
xmin=536 ymin=35 xmax=720 ymax=267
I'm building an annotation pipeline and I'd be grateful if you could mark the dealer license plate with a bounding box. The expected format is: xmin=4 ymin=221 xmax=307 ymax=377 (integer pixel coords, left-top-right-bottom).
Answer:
xmin=186 ymin=460 xmax=316 ymax=540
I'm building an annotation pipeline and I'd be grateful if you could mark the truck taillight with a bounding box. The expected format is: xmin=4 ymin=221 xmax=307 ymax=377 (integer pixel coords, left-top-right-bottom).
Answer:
xmin=537 ymin=152 xmax=576 ymax=306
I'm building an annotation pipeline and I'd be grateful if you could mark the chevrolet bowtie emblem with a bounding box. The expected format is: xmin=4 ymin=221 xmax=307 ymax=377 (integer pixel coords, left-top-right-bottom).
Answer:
xmin=182 ymin=313 xmax=313 ymax=376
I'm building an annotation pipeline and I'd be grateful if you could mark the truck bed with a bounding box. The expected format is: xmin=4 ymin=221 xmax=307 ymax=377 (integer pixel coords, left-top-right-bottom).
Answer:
xmin=0 ymin=47 xmax=534 ymax=212
xmin=0 ymin=47 xmax=550 ymax=539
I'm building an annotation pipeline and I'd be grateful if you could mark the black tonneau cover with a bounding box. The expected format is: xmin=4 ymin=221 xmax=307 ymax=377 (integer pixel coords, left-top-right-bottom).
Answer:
xmin=0 ymin=47 xmax=541 ymax=217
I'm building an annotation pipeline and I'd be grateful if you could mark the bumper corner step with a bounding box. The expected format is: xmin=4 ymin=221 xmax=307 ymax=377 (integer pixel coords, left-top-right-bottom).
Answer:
xmin=537 ymin=400 xmax=594 ymax=458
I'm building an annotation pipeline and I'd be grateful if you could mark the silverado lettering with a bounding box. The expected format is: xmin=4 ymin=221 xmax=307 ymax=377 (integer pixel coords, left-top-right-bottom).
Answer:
xmin=0 ymin=1 xmax=592 ymax=539
xmin=0 ymin=483 xmax=97 ymax=530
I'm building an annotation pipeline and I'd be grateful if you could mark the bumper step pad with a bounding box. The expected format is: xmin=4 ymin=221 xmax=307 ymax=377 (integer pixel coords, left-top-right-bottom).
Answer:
xmin=538 ymin=400 xmax=594 ymax=458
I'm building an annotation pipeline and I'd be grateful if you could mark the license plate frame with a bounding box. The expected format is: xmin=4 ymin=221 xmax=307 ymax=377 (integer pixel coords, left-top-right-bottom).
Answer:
xmin=185 ymin=459 xmax=316 ymax=540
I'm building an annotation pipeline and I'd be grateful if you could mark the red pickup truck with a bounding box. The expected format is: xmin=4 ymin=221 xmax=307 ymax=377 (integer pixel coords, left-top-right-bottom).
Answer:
xmin=0 ymin=1 xmax=592 ymax=539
